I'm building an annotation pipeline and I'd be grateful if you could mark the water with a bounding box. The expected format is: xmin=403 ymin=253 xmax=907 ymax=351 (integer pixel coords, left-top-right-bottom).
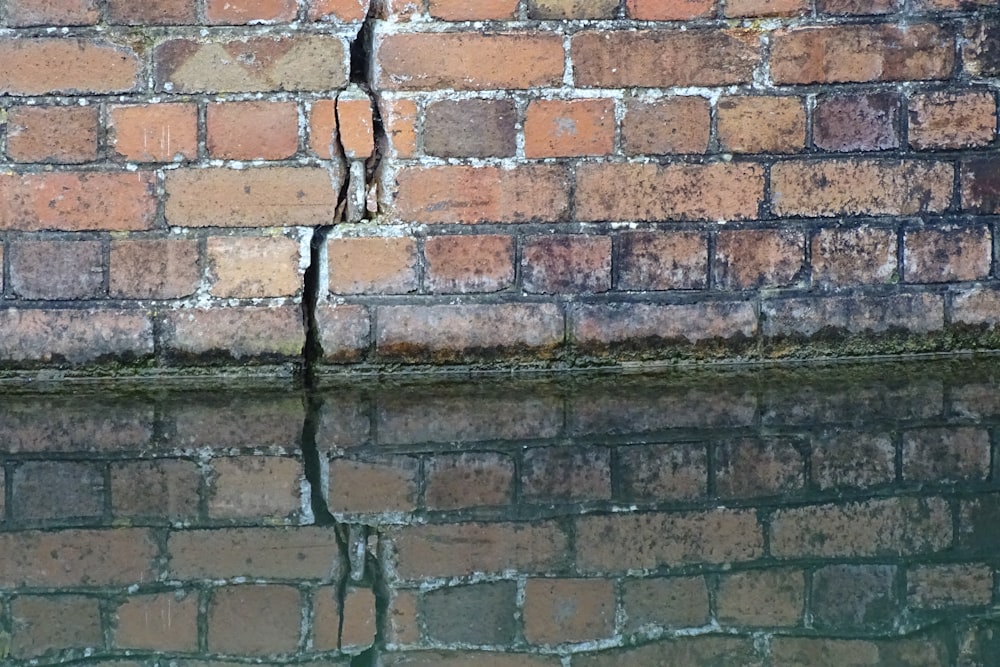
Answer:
xmin=1 ymin=358 xmax=999 ymax=665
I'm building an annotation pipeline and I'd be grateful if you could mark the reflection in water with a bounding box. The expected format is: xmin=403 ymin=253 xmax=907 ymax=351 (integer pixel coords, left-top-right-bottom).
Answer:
xmin=0 ymin=359 xmax=999 ymax=665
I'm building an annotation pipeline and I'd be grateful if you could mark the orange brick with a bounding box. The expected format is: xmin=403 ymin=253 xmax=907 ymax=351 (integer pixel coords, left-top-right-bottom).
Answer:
xmin=726 ymin=0 xmax=807 ymax=16
xmin=115 ymin=592 xmax=199 ymax=652
xmin=376 ymin=33 xmax=565 ymax=90
xmin=430 ymin=0 xmax=518 ymax=19
xmin=904 ymin=224 xmax=992 ymax=283
xmin=909 ymin=90 xmax=996 ymax=150
xmin=207 ymin=235 xmax=303 ymax=298
xmin=717 ymin=96 xmax=806 ymax=153
xmin=109 ymin=103 xmax=198 ymax=162
xmin=341 ymin=587 xmax=377 ymax=651
xmin=626 ymin=0 xmax=714 ymax=20
xmin=209 ymin=456 xmax=302 ymax=521
xmin=207 ymin=101 xmax=299 ymax=160
xmin=6 ymin=0 xmax=99 ymax=26
xmin=209 ymin=585 xmax=301 ymax=655
xmin=622 ymin=97 xmax=710 ymax=155
xmin=308 ymin=99 xmax=340 ymax=159
xmin=329 ymin=456 xmax=419 ymax=513
xmin=617 ymin=231 xmax=708 ymax=290
xmin=811 ymin=226 xmax=898 ymax=288
xmin=6 ymin=105 xmax=98 ymax=163
xmin=713 ymin=229 xmax=805 ymax=290
xmin=818 ymin=0 xmax=897 ymax=13
xmin=107 ymin=0 xmax=195 ymax=24
xmin=206 ymin=0 xmax=297 ymax=23
xmin=309 ymin=0 xmax=370 ymax=21
xmin=425 ymin=234 xmax=514 ymax=294
xmin=109 ymin=238 xmax=201 ymax=300
xmin=161 ymin=305 xmax=304 ymax=361
xmin=523 ymin=235 xmax=611 ymax=294
xmin=717 ymin=568 xmax=805 ymax=625
xmin=0 ymin=38 xmax=140 ymax=95
xmin=378 ymin=97 xmax=418 ymax=158
xmin=10 ymin=595 xmax=102 ymax=658
xmin=337 ymin=90 xmax=375 ymax=159
xmin=529 ymin=0 xmax=618 ymax=18
xmin=328 ymin=236 xmax=418 ymax=295
xmin=525 ymin=98 xmax=615 ymax=158
xmin=524 ymin=579 xmax=615 ymax=644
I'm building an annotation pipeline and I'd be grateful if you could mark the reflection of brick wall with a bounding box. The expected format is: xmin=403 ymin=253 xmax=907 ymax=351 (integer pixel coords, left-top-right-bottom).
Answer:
xmin=0 ymin=1 xmax=998 ymax=373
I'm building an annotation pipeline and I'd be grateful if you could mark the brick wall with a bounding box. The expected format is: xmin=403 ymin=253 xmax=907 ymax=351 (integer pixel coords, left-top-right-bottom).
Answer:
xmin=0 ymin=0 xmax=998 ymax=374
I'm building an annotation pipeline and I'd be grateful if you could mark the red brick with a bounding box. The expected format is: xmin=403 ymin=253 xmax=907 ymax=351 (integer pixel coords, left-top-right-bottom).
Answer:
xmin=161 ymin=306 xmax=305 ymax=362
xmin=109 ymin=103 xmax=199 ymax=162
xmin=209 ymin=585 xmax=301 ymax=655
xmin=577 ymin=162 xmax=764 ymax=222
xmin=909 ymin=91 xmax=996 ymax=150
xmin=0 ymin=38 xmax=141 ymax=95
xmin=309 ymin=0 xmax=370 ymax=21
xmin=575 ymin=639 xmax=762 ymax=667
xmin=962 ymin=157 xmax=1000 ymax=214
xmin=717 ymin=568 xmax=804 ymax=625
xmin=155 ymin=36 xmax=348 ymax=93
xmin=321 ymin=586 xmax=376 ymax=652
xmin=206 ymin=0 xmax=297 ymax=23
xmin=573 ymin=301 xmax=757 ymax=351
xmin=811 ymin=225 xmax=898 ymax=288
xmin=378 ymin=97 xmax=418 ymax=158
xmin=718 ymin=96 xmax=806 ymax=153
xmin=907 ymin=564 xmax=993 ymax=608
xmin=430 ymin=0 xmax=518 ymax=19
xmin=814 ymin=92 xmax=901 ymax=152
xmin=770 ymin=497 xmax=952 ymax=558
xmin=525 ymin=99 xmax=615 ymax=158
xmin=770 ymin=24 xmax=954 ymax=84
xmin=622 ymin=97 xmax=710 ymax=155
xmin=6 ymin=105 xmax=98 ymax=163
xmin=619 ymin=443 xmax=707 ymax=501
xmin=5 ymin=0 xmax=99 ymax=26
xmin=811 ymin=430 xmax=895 ymax=490
xmin=393 ymin=165 xmax=570 ymax=224
xmin=424 ymin=453 xmax=514 ymax=510
xmin=111 ymin=460 xmax=201 ymax=522
xmin=617 ymin=231 xmax=707 ymax=291
xmin=422 ymin=582 xmax=517 ymax=645
xmin=338 ymin=89 xmax=375 ymax=160
xmin=387 ymin=590 xmax=420 ymax=645
xmin=522 ymin=446 xmax=611 ymax=502
xmin=762 ymin=293 xmax=944 ymax=338
xmin=523 ymin=235 xmax=611 ymax=294
xmin=715 ymin=438 xmax=805 ymax=499
xmin=0 ymin=171 xmax=156 ymax=232
xmin=8 ymin=240 xmax=104 ymax=300
xmin=626 ymin=0 xmax=714 ymax=19
xmin=308 ymin=99 xmax=340 ymax=159
xmin=523 ymin=579 xmax=615 ymax=644
xmin=812 ymin=564 xmax=896 ymax=630
xmin=818 ymin=0 xmax=897 ymax=13
xmin=622 ymin=576 xmax=709 ymax=630
xmin=386 ymin=521 xmax=569 ymax=580
xmin=328 ymin=236 xmax=418 ymax=295
xmin=207 ymin=101 xmax=299 ymax=160
xmin=425 ymin=234 xmax=514 ymax=294
xmin=165 ymin=167 xmax=339 ymax=227
xmin=315 ymin=303 xmax=371 ymax=363
xmin=0 ymin=528 xmax=157 ymax=588
xmin=110 ymin=239 xmax=201 ymax=300
xmin=167 ymin=527 xmax=341 ymax=581
xmin=10 ymin=595 xmax=102 ymax=658
xmin=209 ymin=456 xmax=302 ymax=521
xmin=329 ymin=456 xmax=419 ymax=514
xmin=423 ymin=98 xmax=516 ymax=158
xmin=107 ymin=0 xmax=195 ymax=23
xmin=11 ymin=461 xmax=104 ymax=521
xmin=377 ymin=33 xmax=564 ymax=90
xmin=903 ymin=427 xmax=991 ymax=482
xmin=726 ymin=0 xmax=807 ymax=16
xmin=573 ymin=30 xmax=759 ymax=87
xmin=529 ymin=0 xmax=618 ymax=17
xmin=207 ymin=235 xmax=303 ymax=298
xmin=115 ymin=592 xmax=199 ymax=652
xmin=771 ymin=159 xmax=953 ymax=217
xmin=576 ymin=509 xmax=764 ymax=572
xmin=714 ymin=229 xmax=805 ymax=290
xmin=0 ymin=309 xmax=153 ymax=365
xmin=904 ymin=224 xmax=992 ymax=283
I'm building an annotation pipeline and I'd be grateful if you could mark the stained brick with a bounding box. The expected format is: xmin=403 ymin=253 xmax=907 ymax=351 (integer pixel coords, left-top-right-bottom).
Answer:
xmin=907 ymin=564 xmax=993 ymax=608
xmin=115 ymin=592 xmax=199 ymax=652
xmin=522 ymin=446 xmax=612 ymax=502
xmin=763 ymin=293 xmax=945 ymax=338
xmin=329 ymin=456 xmax=419 ymax=514
xmin=812 ymin=564 xmax=897 ymax=629
xmin=622 ymin=576 xmax=709 ymax=630
xmin=209 ymin=456 xmax=302 ymax=521
xmin=9 ymin=240 xmax=104 ymax=300
xmin=959 ymin=495 xmax=1000 ymax=554
xmin=962 ymin=157 xmax=1000 ymax=214
xmin=5 ymin=0 xmax=99 ymax=26
xmin=0 ymin=309 xmax=154 ymax=365
xmin=328 ymin=236 xmax=418 ymax=295
xmin=206 ymin=0 xmax=298 ymax=23
xmin=0 ymin=39 xmax=141 ymax=94
xmin=208 ymin=585 xmax=301 ymax=655
xmin=110 ymin=239 xmax=201 ymax=300
xmin=424 ymin=453 xmax=514 ymax=510
xmin=818 ymin=0 xmax=897 ymax=12
xmin=811 ymin=430 xmax=895 ymax=490
xmin=10 ymin=595 xmax=102 ymax=658
xmin=908 ymin=91 xmax=996 ymax=150
xmin=111 ymin=460 xmax=201 ymax=521
xmin=425 ymin=234 xmax=514 ymax=294
xmin=954 ymin=287 xmax=1000 ymax=328
xmin=382 ymin=653 xmax=559 ymax=666
xmin=523 ymin=235 xmax=611 ymax=294
xmin=109 ymin=103 xmax=199 ymax=162
xmin=718 ymin=96 xmax=806 ymax=153
xmin=617 ymin=230 xmax=708 ymax=291
xmin=161 ymin=306 xmax=305 ymax=362
xmin=964 ymin=20 xmax=1000 ymax=78
xmin=11 ymin=461 xmax=104 ymax=521
xmin=316 ymin=303 xmax=371 ymax=363
xmin=714 ymin=229 xmax=805 ymax=290
xmin=619 ymin=443 xmax=707 ymax=501
xmin=206 ymin=101 xmax=299 ymax=160
xmin=717 ymin=568 xmax=804 ymax=626
xmin=309 ymin=0 xmax=370 ymax=21
xmin=525 ymin=98 xmax=616 ymax=158
xmin=107 ymin=0 xmax=196 ymax=24
xmin=811 ymin=225 xmax=898 ymax=288
xmin=814 ymin=92 xmax=901 ymax=152
xmin=903 ymin=224 xmax=992 ymax=283
xmin=423 ymin=582 xmax=518 ymax=644
xmin=574 ymin=638 xmax=761 ymax=667
xmin=523 ymin=579 xmax=615 ymax=644
xmin=771 ymin=636 xmax=948 ymax=666
xmin=424 ymin=98 xmax=516 ymax=158
xmin=715 ymin=438 xmax=805 ymax=499
xmin=6 ymin=105 xmax=99 ymax=163
xmin=726 ymin=0 xmax=807 ymax=16
xmin=378 ymin=97 xmax=418 ymax=158
xmin=622 ymin=97 xmax=710 ymax=155
xmin=902 ymin=427 xmax=991 ymax=482
xmin=626 ymin=0 xmax=714 ymax=19
xmin=207 ymin=235 xmax=304 ymax=298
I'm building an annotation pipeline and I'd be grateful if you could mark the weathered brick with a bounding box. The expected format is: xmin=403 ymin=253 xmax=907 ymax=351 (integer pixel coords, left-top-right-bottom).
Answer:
xmin=577 ymin=162 xmax=764 ymax=221
xmin=575 ymin=637 xmax=761 ymax=666
xmin=771 ymin=159 xmax=953 ymax=217
xmin=814 ymin=92 xmax=901 ymax=152
xmin=382 ymin=653 xmax=559 ymax=666
xmin=372 ymin=0 xmax=422 ymax=19
xmin=429 ymin=0 xmax=518 ymax=19
xmin=5 ymin=0 xmax=99 ymax=26
xmin=209 ymin=456 xmax=302 ymax=521
xmin=6 ymin=105 xmax=98 ymax=164
xmin=771 ymin=636 xmax=948 ymax=666
xmin=165 ymin=167 xmax=339 ymax=227
xmin=378 ymin=96 xmax=418 ymax=158
xmin=715 ymin=438 xmax=805 ymax=499
xmin=0 ymin=397 xmax=153 ymax=454
xmin=812 ymin=564 xmax=897 ymax=629
xmin=107 ymin=0 xmax=196 ymax=23
xmin=207 ymin=235 xmax=303 ymax=298
xmin=908 ymin=91 xmax=996 ymax=150
xmin=525 ymin=98 xmax=615 ymax=158
xmin=338 ymin=89 xmax=375 ymax=160
xmin=387 ymin=521 xmax=569 ymax=580
xmin=171 ymin=394 xmax=303 ymax=451
xmin=904 ymin=224 xmax=992 ymax=283
xmin=576 ymin=509 xmax=763 ymax=572
xmin=423 ymin=582 xmax=518 ymax=644
xmin=714 ymin=229 xmax=805 ymax=290
xmin=622 ymin=576 xmax=709 ymax=630
xmin=717 ymin=96 xmax=806 ymax=153
xmin=0 ymin=467 xmax=5 ymax=523
xmin=315 ymin=303 xmax=371 ymax=363
xmin=522 ymin=446 xmax=612 ymax=502
xmin=11 ymin=461 xmax=104 ymax=522
xmin=109 ymin=103 xmax=199 ymax=162
xmin=820 ymin=0 xmax=897 ymax=12
xmin=0 ymin=309 xmax=154 ymax=365
xmin=811 ymin=430 xmax=895 ymax=490
xmin=954 ymin=287 xmax=1000 ymax=328
xmin=110 ymin=239 xmax=201 ymax=300
xmin=964 ymin=20 xmax=1000 ymax=77
xmin=425 ymin=234 xmax=514 ymax=294
xmin=717 ymin=568 xmax=804 ymax=626
xmin=207 ymin=101 xmax=299 ymax=160
xmin=523 ymin=235 xmax=611 ymax=294
xmin=626 ymin=0 xmax=714 ymax=19
xmin=908 ymin=564 xmax=993 ymax=608
xmin=376 ymin=33 xmax=564 ymax=90
xmin=329 ymin=456 xmax=419 ymax=514
xmin=308 ymin=99 xmax=340 ymax=159
xmin=161 ymin=306 xmax=305 ymax=361
xmin=155 ymin=35 xmax=348 ymax=93
xmin=622 ymin=97 xmax=710 ymax=155
xmin=424 ymin=98 xmax=516 ymax=158
xmin=523 ymin=579 xmax=615 ymax=644
xmin=424 ymin=452 xmax=514 ymax=510
xmin=315 ymin=390 xmax=371 ymax=449
xmin=763 ymin=293 xmax=945 ymax=338
xmin=328 ymin=236 xmax=418 ymax=295
xmin=309 ymin=0 xmax=370 ymax=21
xmin=811 ymin=225 xmax=898 ymax=288
xmin=902 ymin=427 xmax=991 ymax=482
xmin=10 ymin=595 xmax=102 ymax=658
xmin=770 ymin=497 xmax=951 ymax=558
xmin=111 ymin=460 xmax=201 ymax=521
xmin=206 ymin=0 xmax=298 ymax=23
xmin=393 ymin=165 xmax=570 ymax=224
xmin=617 ymin=230 xmax=707 ymax=291
xmin=959 ymin=495 xmax=1000 ymax=554
xmin=115 ymin=591 xmax=199 ymax=652
xmin=167 ymin=527 xmax=341 ymax=580
xmin=0 ymin=171 xmax=156 ymax=232
xmin=529 ymin=0 xmax=618 ymax=18
xmin=726 ymin=0 xmax=807 ymax=16
xmin=962 ymin=157 xmax=1000 ymax=214
xmin=209 ymin=585 xmax=301 ymax=655
xmin=0 ymin=528 xmax=157 ymax=588
xmin=9 ymin=240 xmax=104 ymax=300
xmin=0 ymin=39 xmax=141 ymax=94
xmin=376 ymin=303 xmax=564 ymax=362
xmin=619 ymin=443 xmax=707 ymax=501
xmin=770 ymin=24 xmax=954 ymax=84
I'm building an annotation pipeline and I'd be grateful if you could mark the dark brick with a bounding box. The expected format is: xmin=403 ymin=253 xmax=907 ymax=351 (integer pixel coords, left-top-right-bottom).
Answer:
xmin=715 ymin=438 xmax=805 ymax=499
xmin=619 ymin=443 xmax=707 ymax=501
xmin=11 ymin=461 xmax=104 ymax=521
xmin=959 ymin=494 xmax=1000 ymax=554
xmin=622 ymin=576 xmax=710 ymax=630
xmin=522 ymin=446 xmax=611 ymax=502
xmin=812 ymin=564 xmax=897 ymax=629
xmin=422 ymin=582 xmax=518 ymax=644
xmin=617 ymin=231 xmax=708 ymax=291
xmin=964 ymin=21 xmax=1000 ymax=77
xmin=962 ymin=157 xmax=1000 ymax=214
xmin=523 ymin=235 xmax=611 ymax=294
xmin=424 ymin=99 xmax=516 ymax=158
xmin=9 ymin=240 xmax=104 ymax=300
xmin=814 ymin=93 xmax=900 ymax=152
